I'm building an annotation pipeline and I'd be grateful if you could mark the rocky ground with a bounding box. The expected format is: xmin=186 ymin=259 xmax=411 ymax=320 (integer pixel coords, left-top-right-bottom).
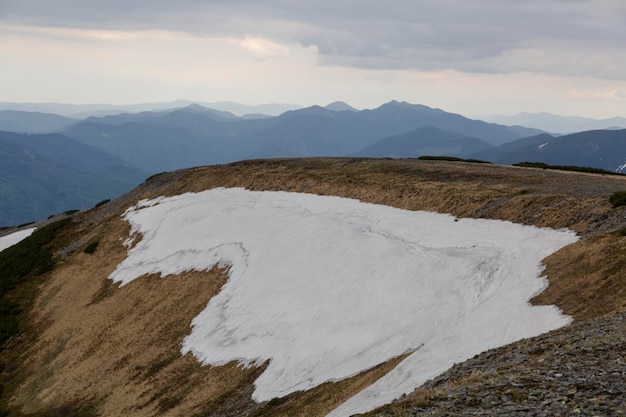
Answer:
xmin=365 ymin=311 xmax=625 ymax=417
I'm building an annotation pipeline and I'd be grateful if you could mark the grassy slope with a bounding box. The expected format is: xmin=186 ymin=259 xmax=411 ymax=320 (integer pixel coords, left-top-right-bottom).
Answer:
xmin=1 ymin=158 xmax=625 ymax=417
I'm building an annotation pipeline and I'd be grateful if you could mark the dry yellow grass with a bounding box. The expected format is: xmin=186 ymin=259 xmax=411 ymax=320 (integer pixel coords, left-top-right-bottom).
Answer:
xmin=2 ymin=158 xmax=626 ymax=416
xmin=532 ymin=232 xmax=626 ymax=320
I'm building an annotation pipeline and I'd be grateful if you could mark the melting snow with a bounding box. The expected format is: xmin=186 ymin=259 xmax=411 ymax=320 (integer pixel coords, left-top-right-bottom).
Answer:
xmin=109 ymin=188 xmax=578 ymax=416
xmin=0 ymin=228 xmax=36 ymax=252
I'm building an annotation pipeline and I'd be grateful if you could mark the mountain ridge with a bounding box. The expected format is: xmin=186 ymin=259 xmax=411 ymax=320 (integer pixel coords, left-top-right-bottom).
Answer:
xmin=485 ymin=112 xmax=626 ymax=133
xmin=472 ymin=129 xmax=626 ymax=172
xmin=0 ymin=110 xmax=77 ymax=133
xmin=0 ymin=100 xmax=304 ymax=118
xmin=353 ymin=125 xmax=493 ymax=158
xmin=59 ymin=101 xmax=541 ymax=174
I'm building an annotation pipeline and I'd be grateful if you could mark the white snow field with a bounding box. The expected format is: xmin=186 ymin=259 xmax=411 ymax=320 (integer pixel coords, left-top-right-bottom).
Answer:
xmin=0 ymin=228 xmax=35 ymax=252
xmin=110 ymin=188 xmax=578 ymax=416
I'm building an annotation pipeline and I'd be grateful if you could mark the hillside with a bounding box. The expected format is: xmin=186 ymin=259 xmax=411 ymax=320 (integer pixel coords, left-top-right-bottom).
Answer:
xmin=473 ymin=129 xmax=626 ymax=172
xmin=353 ymin=126 xmax=493 ymax=158
xmin=0 ymin=158 xmax=624 ymax=417
xmin=0 ymin=131 xmax=147 ymax=226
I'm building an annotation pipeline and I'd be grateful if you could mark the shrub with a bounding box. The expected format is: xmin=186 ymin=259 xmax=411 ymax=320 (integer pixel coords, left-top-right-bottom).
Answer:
xmin=0 ymin=218 xmax=69 ymax=292
xmin=268 ymin=397 xmax=283 ymax=406
xmin=609 ymin=191 xmax=626 ymax=208
xmin=514 ymin=162 xmax=623 ymax=176
xmin=418 ymin=156 xmax=492 ymax=164
xmin=94 ymin=199 xmax=110 ymax=208
xmin=64 ymin=209 xmax=80 ymax=215
xmin=16 ymin=221 xmax=35 ymax=228
xmin=0 ymin=297 xmax=20 ymax=347
xmin=0 ymin=218 xmax=70 ymax=349
xmin=84 ymin=240 xmax=99 ymax=254
xmin=514 ymin=161 xmax=549 ymax=169
xmin=145 ymin=171 xmax=167 ymax=182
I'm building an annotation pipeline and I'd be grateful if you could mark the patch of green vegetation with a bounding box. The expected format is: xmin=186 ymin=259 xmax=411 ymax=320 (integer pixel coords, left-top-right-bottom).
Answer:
xmin=16 ymin=221 xmax=35 ymax=229
xmin=609 ymin=191 xmax=626 ymax=208
xmin=267 ymin=397 xmax=285 ymax=406
xmin=157 ymin=396 xmax=183 ymax=413
xmin=64 ymin=209 xmax=80 ymax=215
xmin=94 ymin=199 xmax=110 ymax=208
xmin=0 ymin=218 xmax=70 ymax=350
xmin=83 ymin=241 xmax=99 ymax=255
xmin=144 ymin=357 xmax=175 ymax=379
xmin=0 ymin=218 xmax=70 ymax=413
xmin=87 ymin=278 xmax=116 ymax=306
xmin=0 ymin=298 xmax=20 ymax=345
xmin=513 ymin=161 xmax=623 ymax=176
xmin=418 ymin=155 xmax=492 ymax=164
xmin=145 ymin=171 xmax=167 ymax=182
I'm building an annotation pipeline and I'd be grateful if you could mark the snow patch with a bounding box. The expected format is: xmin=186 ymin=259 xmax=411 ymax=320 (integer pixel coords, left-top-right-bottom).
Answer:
xmin=0 ymin=228 xmax=36 ymax=252
xmin=109 ymin=188 xmax=578 ymax=416
xmin=538 ymin=142 xmax=549 ymax=149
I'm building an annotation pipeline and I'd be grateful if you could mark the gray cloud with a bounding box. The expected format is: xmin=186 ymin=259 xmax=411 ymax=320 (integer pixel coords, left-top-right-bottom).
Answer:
xmin=3 ymin=0 xmax=626 ymax=79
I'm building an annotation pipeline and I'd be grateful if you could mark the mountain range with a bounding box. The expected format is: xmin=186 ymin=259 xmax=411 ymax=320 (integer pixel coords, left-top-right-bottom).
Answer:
xmin=0 ymin=100 xmax=303 ymax=118
xmin=2 ymin=99 xmax=626 ymax=226
xmin=58 ymin=101 xmax=540 ymax=174
xmin=485 ymin=112 xmax=626 ymax=134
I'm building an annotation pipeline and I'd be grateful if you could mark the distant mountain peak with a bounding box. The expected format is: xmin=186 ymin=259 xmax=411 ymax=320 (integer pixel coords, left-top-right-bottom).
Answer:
xmin=384 ymin=100 xmax=410 ymax=106
xmin=376 ymin=100 xmax=434 ymax=112
xmin=178 ymin=104 xmax=239 ymax=120
xmin=324 ymin=101 xmax=358 ymax=112
xmin=184 ymin=103 xmax=210 ymax=112
xmin=284 ymin=105 xmax=333 ymax=116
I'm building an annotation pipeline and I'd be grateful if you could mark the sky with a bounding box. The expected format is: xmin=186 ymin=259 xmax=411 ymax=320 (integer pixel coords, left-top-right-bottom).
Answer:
xmin=1 ymin=0 xmax=625 ymax=118
xmin=110 ymin=187 xmax=577 ymax=416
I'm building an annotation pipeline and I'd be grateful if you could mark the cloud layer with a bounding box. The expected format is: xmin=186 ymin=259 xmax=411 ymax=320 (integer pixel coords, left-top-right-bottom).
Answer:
xmin=3 ymin=0 xmax=626 ymax=78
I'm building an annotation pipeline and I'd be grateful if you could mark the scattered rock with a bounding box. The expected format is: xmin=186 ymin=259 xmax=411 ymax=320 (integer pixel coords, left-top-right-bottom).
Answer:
xmin=368 ymin=311 xmax=625 ymax=416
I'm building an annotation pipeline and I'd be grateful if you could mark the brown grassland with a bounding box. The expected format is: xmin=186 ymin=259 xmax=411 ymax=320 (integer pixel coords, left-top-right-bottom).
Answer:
xmin=1 ymin=158 xmax=625 ymax=416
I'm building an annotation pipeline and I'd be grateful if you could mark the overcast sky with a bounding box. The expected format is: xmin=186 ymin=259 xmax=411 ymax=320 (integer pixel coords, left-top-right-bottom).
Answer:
xmin=1 ymin=0 xmax=625 ymax=117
